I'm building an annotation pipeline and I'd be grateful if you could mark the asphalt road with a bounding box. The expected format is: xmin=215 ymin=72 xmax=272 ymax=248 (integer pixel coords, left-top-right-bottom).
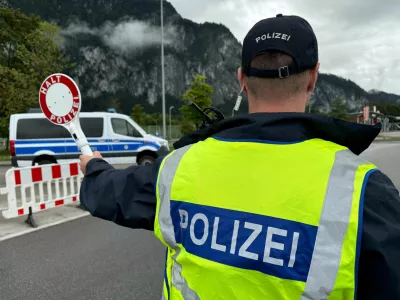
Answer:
xmin=0 ymin=142 xmax=399 ymax=300
xmin=0 ymin=217 xmax=165 ymax=300
xmin=361 ymin=142 xmax=400 ymax=188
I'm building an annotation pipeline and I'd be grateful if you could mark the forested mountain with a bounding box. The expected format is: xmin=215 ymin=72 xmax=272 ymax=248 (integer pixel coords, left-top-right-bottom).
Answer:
xmin=5 ymin=0 xmax=400 ymax=116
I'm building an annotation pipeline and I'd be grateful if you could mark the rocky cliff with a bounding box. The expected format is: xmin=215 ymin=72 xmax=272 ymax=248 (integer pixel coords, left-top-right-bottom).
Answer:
xmin=6 ymin=0 xmax=400 ymax=115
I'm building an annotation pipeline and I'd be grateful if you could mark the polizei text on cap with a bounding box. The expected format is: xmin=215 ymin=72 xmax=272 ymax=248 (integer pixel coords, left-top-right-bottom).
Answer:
xmin=256 ymin=33 xmax=291 ymax=43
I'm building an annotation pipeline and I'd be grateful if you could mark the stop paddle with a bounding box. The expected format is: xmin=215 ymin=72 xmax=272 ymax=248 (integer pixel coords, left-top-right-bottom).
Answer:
xmin=38 ymin=73 xmax=93 ymax=156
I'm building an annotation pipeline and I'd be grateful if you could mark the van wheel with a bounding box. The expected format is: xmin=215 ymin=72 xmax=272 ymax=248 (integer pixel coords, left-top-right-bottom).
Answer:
xmin=137 ymin=155 xmax=155 ymax=165
xmin=37 ymin=160 xmax=53 ymax=166
xmin=33 ymin=155 xmax=57 ymax=166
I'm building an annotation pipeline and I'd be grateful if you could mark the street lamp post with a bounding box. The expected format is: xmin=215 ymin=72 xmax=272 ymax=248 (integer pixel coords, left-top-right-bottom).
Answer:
xmin=161 ymin=0 xmax=166 ymax=139
xmin=169 ymin=106 xmax=174 ymax=140
xmin=154 ymin=119 xmax=158 ymax=135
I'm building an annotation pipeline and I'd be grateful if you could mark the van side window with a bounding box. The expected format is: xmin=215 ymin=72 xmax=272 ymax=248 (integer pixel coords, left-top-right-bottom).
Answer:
xmin=16 ymin=118 xmax=103 ymax=139
xmin=111 ymin=118 xmax=142 ymax=138
xmin=17 ymin=119 xmax=70 ymax=139
xmin=80 ymin=118 xmax=104 ymax=138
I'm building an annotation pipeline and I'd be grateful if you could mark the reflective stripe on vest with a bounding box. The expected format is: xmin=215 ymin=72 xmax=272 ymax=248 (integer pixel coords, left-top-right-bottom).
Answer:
xmin=301 ymin=150 xmax=367 ymax=299
xmin=156 ymin=140 xmax=375 ymax=299
xmin=157 ymin=145 xmax=199 ymax=300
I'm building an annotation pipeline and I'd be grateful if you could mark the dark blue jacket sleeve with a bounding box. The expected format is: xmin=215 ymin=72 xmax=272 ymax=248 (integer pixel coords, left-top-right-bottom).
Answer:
xmin=79 ymin=157 xmax=164 ymax=231
xmin=358 ymin=170 xmax=400 ymax=299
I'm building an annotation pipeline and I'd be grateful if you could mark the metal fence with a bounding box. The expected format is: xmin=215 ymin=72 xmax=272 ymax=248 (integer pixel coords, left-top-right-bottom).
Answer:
xmin=144 ymin=125 xmax=183 ymax=140
xmin=0 ymin=138 xmax=6 ymax=150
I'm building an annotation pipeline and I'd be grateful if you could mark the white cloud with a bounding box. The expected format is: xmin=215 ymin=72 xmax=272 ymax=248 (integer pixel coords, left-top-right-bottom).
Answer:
xmin=62 ymin=19 xmax=176 ymax=55
xmin=170 ymin=0 xmax=400 ymax=95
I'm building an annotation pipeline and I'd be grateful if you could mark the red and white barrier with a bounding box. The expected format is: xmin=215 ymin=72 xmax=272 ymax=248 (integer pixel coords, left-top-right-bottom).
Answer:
xmin=0 ymin=162 xmax=83 ymax=223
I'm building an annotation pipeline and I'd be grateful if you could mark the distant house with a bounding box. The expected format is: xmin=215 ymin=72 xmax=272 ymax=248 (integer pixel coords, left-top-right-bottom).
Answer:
xmin=345 ymin=111 xmax=383 ymax=124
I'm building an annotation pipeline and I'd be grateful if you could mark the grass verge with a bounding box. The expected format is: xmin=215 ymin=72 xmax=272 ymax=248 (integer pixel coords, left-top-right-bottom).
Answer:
xmin=375 ymin=136 xmax=400 ymax=142
xmin=0 ymin=149 xmax=10 ymax=162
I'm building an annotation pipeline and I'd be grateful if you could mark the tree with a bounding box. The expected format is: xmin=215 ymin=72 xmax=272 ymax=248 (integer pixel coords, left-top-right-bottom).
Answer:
xmin=371 ymin=102 xmax=400 ymax=116
xmin=328 ymin=97 xmax=348 ymax=119
xmin=148 ymin=112 xmax=162 ymax=126
xmin=0 ymin=6 xmax=40 ymax=68
xmin=0 ymin=67 xmax=34 ymax=137
xmin=180 ymin=119 xmax=196 ymax=134
xmin=15 ymin=21 xmax=73 ymax=94
xmin=131 ymin=104 xmax=147 ymax=125
xmin=180 ymin=74 xmax=213 ymax=133
xmin=0 ymin=7 xmax=72 ymax=138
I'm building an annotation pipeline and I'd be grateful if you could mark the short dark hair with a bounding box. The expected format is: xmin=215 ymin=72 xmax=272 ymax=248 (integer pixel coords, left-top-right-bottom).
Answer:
xmin=245 ymin=51 xmax=310 ymax=99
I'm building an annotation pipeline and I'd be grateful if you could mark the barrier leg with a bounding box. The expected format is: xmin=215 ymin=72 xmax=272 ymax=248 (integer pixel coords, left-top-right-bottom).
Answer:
xmin=25 ymin=207 xmax=37 ymax=228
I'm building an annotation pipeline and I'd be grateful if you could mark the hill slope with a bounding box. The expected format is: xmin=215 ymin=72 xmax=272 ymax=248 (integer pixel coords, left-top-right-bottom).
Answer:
xmin=6 ymin=0 xmax=400 ymax=115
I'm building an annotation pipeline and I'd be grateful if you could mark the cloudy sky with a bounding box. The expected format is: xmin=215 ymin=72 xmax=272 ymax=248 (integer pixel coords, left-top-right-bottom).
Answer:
xmin=170 ymin=0 xmax=400 ymax=95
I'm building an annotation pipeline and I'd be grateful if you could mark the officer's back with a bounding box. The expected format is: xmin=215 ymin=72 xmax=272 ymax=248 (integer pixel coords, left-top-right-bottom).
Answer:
xmin=80 ymin=14 xmax=400 ymax=300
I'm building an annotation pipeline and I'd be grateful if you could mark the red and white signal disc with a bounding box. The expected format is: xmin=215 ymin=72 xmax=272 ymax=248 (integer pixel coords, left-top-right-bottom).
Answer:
xmin=39 ymin=73 xmax=82 ymax=125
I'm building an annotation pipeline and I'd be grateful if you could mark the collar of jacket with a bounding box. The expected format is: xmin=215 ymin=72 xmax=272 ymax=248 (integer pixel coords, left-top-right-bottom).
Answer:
xmin=173 ymin=112 xmax=382 ymax=156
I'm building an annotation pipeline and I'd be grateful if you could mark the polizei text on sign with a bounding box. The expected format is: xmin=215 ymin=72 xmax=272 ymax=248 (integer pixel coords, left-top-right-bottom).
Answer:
xmin=49 ymin=98 xmax=80 ymax=124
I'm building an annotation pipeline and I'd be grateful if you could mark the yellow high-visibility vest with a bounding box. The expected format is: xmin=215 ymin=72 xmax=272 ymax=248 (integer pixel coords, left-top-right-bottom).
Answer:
xmin=154 ymin=137 xmax=377 ymax=300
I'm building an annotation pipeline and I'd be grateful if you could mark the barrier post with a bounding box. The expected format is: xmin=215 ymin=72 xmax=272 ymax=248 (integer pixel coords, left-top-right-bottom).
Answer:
xmin=26 ymin=206 xmax=37 ymax=228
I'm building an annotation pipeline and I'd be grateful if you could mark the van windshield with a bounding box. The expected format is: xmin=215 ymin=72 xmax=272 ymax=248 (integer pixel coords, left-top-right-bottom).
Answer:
xmin=129 ymin=119 xmax=147 ymax=136
xmin=111 ymin=117 xmax=148 ymax=138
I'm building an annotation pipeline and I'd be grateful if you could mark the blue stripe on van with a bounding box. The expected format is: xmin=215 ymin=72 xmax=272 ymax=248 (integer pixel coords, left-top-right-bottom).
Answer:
xmin=65 ymin=145 xmax=111 ymax=153
xmin=14 ymin=139 xmax=161 ymax=155
xmin=15 ymin=139 xmax=103 ymax=145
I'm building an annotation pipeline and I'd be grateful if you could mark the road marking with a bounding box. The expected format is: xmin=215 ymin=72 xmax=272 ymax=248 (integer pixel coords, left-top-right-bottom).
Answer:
xmin=0 ymin=211 xmax=90 ymax=243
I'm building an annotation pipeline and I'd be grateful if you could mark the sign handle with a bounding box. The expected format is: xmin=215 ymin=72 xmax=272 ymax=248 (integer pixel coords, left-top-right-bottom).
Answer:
xmin=66 ymin=120 xmax=93 ymax=156
xmin=80 ymin=144 xmax=94 ymax=156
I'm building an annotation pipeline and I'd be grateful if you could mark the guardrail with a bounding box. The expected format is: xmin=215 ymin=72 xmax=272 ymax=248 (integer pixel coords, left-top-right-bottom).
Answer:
xmin=0 ymin=162 xmax=83 ymax=227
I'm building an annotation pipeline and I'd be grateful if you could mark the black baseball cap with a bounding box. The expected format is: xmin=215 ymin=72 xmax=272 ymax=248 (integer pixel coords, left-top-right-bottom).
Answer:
xmin=242 ymin=14 xmax=318 ymax=79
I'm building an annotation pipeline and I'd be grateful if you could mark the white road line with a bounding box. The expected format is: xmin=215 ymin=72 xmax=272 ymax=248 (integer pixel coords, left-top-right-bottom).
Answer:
xmin=0 ymin=211 xmax=90 ymax=243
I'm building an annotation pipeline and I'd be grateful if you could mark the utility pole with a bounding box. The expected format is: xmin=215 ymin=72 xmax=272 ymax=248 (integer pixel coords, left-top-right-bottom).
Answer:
xmin=161 ymin=0 xmax=166 ymax=139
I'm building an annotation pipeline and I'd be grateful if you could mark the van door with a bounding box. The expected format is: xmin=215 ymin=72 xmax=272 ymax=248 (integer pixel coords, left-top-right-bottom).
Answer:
xmin=109 ymin=117 xmax=144 ymax=163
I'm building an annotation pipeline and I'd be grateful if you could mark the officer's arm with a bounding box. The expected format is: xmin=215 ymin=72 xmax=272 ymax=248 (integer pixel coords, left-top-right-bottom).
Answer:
xmin=79 ymin=157 xmax=164 ymax=231
xmin=357 ymin=170 xmax=400 ymax=299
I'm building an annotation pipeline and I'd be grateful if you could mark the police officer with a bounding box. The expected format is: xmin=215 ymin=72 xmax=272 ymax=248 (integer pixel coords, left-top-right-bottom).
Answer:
xmin=79 ymin=14 xmax=400 ymax=300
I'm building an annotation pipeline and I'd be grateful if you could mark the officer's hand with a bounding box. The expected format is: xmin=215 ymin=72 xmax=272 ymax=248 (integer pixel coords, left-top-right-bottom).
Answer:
xmin=79 ymin=151 xmax=103 ymax=175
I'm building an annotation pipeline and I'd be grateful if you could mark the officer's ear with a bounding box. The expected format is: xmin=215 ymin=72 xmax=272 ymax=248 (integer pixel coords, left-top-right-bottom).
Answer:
xmin=237 ymin=67 xmax=247 ymax=93
xmin=307 ymin=62 xmax=320 ymax=93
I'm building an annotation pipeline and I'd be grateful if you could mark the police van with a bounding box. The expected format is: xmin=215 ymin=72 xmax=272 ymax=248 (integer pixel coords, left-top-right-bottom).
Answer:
xmin=9 ymin=110 xmax=169 ymax=168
